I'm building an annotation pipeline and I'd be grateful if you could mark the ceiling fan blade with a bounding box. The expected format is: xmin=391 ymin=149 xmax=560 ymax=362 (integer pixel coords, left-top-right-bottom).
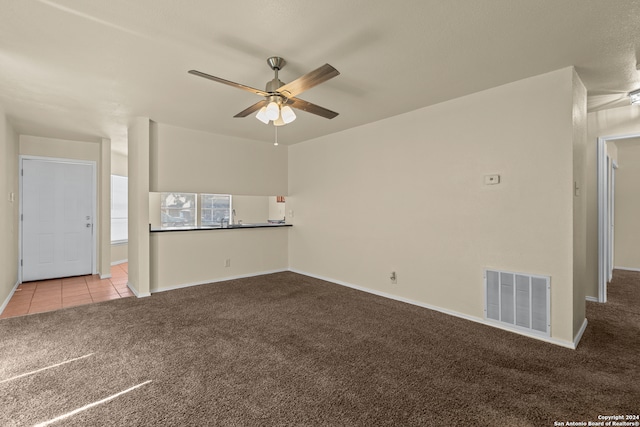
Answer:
xmin=188 ymin=70 xmax=269 ymax=97
xmin=276 ymin=64 xmax=339 ymax=98
xmin=286 ymin=97 xmax=339 ymax=119
xmin=234 ymin=100 xmax=267 ymax=118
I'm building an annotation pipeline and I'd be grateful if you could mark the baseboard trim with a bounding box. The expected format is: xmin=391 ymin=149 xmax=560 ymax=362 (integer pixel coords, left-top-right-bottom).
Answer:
xmin=0 ymin=280 xmax=20 ymax=314
xmin=288 ymin=268 xmax=577 ymax=349
xmin=151 ymin=269 xmax=289 ymax=294
xmin=128 ymin=282 xmax=150 ymax=298
xmin=573 ymin=318 xmax=588 ymax=349
xmin=613 ymin=266 xmax=640 ymax=273
xmin=111 ymin=259 xmax=128 ymax=266
xmin=100 ymin=274 xmax=112 ymax=280
xmin=585 ymin=296 xmax=599 ymax=302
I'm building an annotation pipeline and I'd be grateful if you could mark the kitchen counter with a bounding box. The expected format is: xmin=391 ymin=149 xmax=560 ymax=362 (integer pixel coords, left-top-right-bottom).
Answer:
xmin=150 ymin=223 xmax=292 ymax=232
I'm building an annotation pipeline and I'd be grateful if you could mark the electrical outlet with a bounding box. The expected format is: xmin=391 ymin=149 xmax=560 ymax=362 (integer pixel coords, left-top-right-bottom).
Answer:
xmin=224 ymin=259 xmax=231 ymax=268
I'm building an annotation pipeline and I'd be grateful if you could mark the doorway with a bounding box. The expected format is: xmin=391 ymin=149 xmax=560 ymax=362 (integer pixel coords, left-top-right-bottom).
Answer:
xmin=20 ymin=156 xmax=96 ymax=282
xmin=597 ymin=133 xmax=640 ymax=302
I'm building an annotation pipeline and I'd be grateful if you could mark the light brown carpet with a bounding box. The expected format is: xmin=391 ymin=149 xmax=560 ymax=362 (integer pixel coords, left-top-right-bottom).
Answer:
xmin=1 ymin=271 xmax=638 ymax=426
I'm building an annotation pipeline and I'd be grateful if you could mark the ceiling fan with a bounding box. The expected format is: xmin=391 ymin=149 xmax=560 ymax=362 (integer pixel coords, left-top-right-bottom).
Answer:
xmin=188 ymin=57 xmax=339 ymax=126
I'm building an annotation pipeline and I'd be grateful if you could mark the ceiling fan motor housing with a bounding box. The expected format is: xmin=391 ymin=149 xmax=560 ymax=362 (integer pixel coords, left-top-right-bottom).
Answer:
xmin=266 ymin=78 xmax=285 ymax=94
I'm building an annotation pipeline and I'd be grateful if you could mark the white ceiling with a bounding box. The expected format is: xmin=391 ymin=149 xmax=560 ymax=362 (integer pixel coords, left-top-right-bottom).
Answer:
xmin=2 ymin=0 xmax=640 ymax=154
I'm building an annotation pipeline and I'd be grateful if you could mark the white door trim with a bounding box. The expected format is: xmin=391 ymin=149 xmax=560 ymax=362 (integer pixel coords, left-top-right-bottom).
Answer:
xmin=597 ymin=133 xmax=640 ymax=303
xmin=19 ymin=155 xmax=97 ymax=283
xmin=609 ymin=161 xmax=617 ymax=283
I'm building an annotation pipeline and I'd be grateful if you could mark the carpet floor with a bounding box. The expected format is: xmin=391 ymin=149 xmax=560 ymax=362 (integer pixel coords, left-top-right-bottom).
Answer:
xmin=0 ymin=271 xmax=638 ymax=426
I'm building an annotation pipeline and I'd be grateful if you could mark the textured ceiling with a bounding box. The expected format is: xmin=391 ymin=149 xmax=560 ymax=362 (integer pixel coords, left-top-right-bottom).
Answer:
xmin=1 ymin=0 xmax=640 ymax=154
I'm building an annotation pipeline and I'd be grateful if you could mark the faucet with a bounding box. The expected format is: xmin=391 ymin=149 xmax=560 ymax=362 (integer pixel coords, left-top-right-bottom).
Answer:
xmin=232 ymin=209 xmax=236 ymax=225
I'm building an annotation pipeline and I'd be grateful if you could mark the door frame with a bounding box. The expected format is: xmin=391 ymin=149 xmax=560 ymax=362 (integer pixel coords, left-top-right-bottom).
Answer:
xmin=597 ymin=133 xmax=639 ymax=303
xmin=609 ymin=159 xmax=617 ymax=283
xmin=19 ymin=155 xmax=98 ymax=283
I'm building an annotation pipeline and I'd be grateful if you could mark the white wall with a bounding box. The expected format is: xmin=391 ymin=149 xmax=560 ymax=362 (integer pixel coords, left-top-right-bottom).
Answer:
xmin=289 ymin=68 xmax=580 ymax=345
xmin=614 ymin=139 xmax=640 ymax=270
xmin=0 ymin=110 xmax=19 ymax=308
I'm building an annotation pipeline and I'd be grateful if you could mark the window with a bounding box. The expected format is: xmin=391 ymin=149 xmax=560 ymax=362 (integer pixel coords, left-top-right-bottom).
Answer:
xmin=161 ymin=193 xmax=197 ymax=228
xmin=201 ymin=194 xmax=232 ymax=226
xmin=111 ymin=175 xmax=128 ymax=243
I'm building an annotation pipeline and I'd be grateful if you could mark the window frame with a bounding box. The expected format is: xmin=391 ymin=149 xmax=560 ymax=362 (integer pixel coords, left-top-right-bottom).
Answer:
xmin=160 ymin=192 xmax=198 ymax=229
xmin=200 ymin=193 xmax=233 ymax=227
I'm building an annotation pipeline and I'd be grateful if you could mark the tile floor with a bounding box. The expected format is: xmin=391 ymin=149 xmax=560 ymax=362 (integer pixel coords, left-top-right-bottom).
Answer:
xmin=0 ymin=263 xmax=133 ymax=319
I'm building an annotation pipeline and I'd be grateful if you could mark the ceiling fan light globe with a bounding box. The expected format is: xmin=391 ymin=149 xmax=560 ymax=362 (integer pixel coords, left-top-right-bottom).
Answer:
xmin=281 ymin=105 xmax=296 ymax=124
xmin=256 ymin=106 xmax=270 ymax=124
xmin=265 ymin=101 xmax=280 ymax=120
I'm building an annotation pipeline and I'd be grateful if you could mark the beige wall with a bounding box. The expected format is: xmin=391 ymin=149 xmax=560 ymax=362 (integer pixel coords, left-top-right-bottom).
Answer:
xmin=150 ymin=122 xmax=287 ymax=196
xmin=128 ymin=117 xmax=151 ymax=296
xmin=111 ymin=151 xmax=128 ymax=177
xmin=20 ymin=135 xmax=100 ymax=161
xmin=111 ymin=243 xmax=128 ymax=265
xmin=269 ymin=196 xmax=286 ymax=221
xmin=289 ymin=68 xmax=579 ymax=345
xmin=572 ymin=70 xmax=587 ymax=337
xmin=585 ymin=105 xmax=640 ymax=298
xmin=100 ymin=138 xmax=111 ymax=277
xmin=148 ymin=122 xmax=289 ymax=291
xmin=614 ymin=139 xmax=640 ymax=270
xmin=150 ymin=228 xmax=288 ymax=291
xmin=233 ymin=195 xmax=269 ymax=224
xmin=0 ymin=110 xmax=19 ymax=308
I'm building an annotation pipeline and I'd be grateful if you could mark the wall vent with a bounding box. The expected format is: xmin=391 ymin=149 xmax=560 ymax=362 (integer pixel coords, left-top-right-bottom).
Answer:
xmin=484 ymin=269 xmax=550 ymax=336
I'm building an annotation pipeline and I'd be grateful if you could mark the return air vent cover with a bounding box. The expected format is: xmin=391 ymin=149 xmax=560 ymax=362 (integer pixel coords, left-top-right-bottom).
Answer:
xmin=485 ymin=269 xmax=550 ymax=336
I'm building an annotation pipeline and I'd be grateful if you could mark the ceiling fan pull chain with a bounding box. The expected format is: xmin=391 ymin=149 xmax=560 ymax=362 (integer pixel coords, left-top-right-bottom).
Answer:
xmin=274 ymin=125 xmax=279 ymax=146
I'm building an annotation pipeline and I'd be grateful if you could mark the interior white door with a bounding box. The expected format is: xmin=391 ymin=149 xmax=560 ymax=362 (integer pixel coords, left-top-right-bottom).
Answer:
xmin=22 ymin=159 xmax=94 ymax=281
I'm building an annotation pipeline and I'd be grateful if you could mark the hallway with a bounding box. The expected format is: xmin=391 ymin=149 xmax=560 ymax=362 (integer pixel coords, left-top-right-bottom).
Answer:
xmin=0 ymin=263 xmax=132 ymax=319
